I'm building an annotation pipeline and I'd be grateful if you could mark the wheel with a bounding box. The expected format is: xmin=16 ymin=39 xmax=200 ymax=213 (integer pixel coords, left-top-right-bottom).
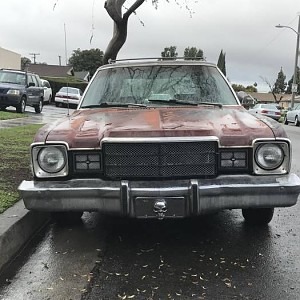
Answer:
xmin=294 ymin=116 xmax=299 ymax=127
xmin=16 ymin=96 xmax=26 ymax=113
xmin=242 ymin=208 xmax=274 ymax=225
xmin=283 ymin=115 xmax=288 ymax=125
xmin=51 ymin=212 xmax=83 ymax=225
xmin=34 ymin=99 xmax=43 ymax=113
xmin=55 ymin=101 xmax=59 ymax=107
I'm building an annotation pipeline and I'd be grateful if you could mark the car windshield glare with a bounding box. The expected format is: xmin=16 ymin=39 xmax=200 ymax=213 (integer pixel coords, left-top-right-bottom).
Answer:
xmin=0 ymin=71 xmax=26 ymax=85
xmin=80 ymin=65 xmax=238 ymax=108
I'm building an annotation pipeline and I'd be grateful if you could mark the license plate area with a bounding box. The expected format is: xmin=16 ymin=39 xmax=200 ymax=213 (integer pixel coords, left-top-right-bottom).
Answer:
xmin=134 ymin=197 xmax=186 ymax=219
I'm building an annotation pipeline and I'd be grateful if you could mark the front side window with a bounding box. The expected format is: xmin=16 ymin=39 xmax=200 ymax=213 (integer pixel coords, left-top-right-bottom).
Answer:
xmin=80 ymin=65 xmax=238 ymax=107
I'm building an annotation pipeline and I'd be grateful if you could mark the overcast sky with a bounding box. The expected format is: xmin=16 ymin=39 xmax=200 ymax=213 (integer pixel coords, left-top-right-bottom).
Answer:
xmin=1 ymin=0 xmax=299 ymax=92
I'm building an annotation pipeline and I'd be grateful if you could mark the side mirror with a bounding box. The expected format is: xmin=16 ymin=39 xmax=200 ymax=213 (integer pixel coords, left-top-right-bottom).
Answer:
xmin=28 ymin=82 xmax=35 ymax=87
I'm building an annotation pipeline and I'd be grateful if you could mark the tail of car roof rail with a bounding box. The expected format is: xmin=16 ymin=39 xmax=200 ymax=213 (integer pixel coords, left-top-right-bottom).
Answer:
xmin=108 ymin=57 xmax=206 ymax=63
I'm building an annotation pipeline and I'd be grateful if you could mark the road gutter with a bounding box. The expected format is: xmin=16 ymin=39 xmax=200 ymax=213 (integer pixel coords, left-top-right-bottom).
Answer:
xmin=0 ymin=200 xmax=50 ymax=272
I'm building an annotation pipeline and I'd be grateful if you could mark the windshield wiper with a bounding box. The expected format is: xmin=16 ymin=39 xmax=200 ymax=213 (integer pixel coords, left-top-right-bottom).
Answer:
xmin=147 ymin=99 xmax=198 ymax=106
xmin=147 ymin=99 xmax=223 ymax=107
xmin=81 ymin=102 xmax=147 ymax=108
xmin=197 ymin=102 xmax=223 ymax=108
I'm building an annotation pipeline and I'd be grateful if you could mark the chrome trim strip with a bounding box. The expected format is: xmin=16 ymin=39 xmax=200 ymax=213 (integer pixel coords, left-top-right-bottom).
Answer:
xmin=101 ymin=136 xmax=219 ymax=145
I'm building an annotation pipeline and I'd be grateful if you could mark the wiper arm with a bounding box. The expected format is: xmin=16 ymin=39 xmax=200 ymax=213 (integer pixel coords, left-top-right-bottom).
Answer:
xmin=81 ymin=102 xmax=147 ymax=108
xmin=148 ymin=99 xmax=223 ymax=107
xmin=197 ymin=102 xmax=223 ymax=108
xmin=147 ymin=99 xmax=198 ymax=106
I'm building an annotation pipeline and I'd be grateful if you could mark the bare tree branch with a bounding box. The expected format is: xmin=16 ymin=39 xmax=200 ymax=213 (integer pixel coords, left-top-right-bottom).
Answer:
xmin=123 ymin=0 xmax=146 ymax=19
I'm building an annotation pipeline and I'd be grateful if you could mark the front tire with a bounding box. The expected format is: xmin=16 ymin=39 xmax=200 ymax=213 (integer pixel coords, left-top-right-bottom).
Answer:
xmin=295 ymin=116 xmax=300 ymax=127
xmin=16 ymin=96 xmax=26 ymax=113
xmin=34 ymin=99 xmax=43 ymax=113
xmin=284 ymin=115 xmax=288 ymax=125
xmin=242 ymin=208 xmax=274 ymax=225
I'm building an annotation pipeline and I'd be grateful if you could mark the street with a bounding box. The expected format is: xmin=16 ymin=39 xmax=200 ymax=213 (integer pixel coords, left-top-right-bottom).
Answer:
xmin=0 ymin=106 xmax=299 ymax=300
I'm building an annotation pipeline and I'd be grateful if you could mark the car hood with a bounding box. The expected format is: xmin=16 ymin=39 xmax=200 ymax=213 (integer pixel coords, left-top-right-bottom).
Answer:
xmin=0 ymin=83 xmax=24 ymax=89
xmin=34 ymin=106 xmax=287 ymax=148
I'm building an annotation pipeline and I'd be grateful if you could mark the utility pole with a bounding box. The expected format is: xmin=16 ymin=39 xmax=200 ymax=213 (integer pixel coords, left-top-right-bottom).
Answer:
xmin=291 ymin=14 xmax=300 ymax=108
xmin=275 ymin=13 xmax=300 ymax=108
xmin=64 ymin=23 xmax=68 ymax=65
xmin=29 ymin=53 xmax=40 ymax=64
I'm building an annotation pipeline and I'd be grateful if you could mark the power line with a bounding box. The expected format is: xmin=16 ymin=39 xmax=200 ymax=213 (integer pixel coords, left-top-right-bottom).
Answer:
xmin=29 ymin=53 xmax=40 ymax=64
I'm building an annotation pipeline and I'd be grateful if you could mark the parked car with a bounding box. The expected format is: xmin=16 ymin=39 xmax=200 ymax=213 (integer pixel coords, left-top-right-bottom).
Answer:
xmin=0 ymin=69 xmax=44 ymax=113
xmin=248 ymin=103 xmax=282 ymax=121
xmin=284 ymin=104 xmax=300 ymax=126
xmin=41 ymin=79 xmax=52 ymax=103
xmin=54 ymin=86 xmax=83 ymax=107
xmin=18 ymin=59 xmax=300 ymax=225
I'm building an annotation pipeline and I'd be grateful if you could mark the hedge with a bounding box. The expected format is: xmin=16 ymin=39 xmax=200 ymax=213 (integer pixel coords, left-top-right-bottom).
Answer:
xmin=41 ymin=76 xmax=89 ymax=102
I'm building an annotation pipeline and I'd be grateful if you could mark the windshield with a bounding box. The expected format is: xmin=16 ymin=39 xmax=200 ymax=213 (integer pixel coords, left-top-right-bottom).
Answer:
xmin=0 ymin=71 xmax=26 ymax=85
xmin=80 ymin=65 xmax=238 ymax=108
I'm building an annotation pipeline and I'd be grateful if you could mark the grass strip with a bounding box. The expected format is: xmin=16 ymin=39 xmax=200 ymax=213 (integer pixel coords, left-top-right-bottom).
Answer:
xmin=0 ymin=111 xmax=28 ymax=120
xmin=0 ymin=124 xmax=43 ymax=213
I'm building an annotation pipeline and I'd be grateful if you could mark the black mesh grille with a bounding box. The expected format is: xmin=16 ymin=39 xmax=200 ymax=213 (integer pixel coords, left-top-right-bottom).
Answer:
xmin=103 ymin=141 xmax=217 ymax=178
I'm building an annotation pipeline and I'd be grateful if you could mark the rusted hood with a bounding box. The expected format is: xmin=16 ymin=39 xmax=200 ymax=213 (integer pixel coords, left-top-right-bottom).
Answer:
xmin=34 ymin=106 xmax=287 ymax=148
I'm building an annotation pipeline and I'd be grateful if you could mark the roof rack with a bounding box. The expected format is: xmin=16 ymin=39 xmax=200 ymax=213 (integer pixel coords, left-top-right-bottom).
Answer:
xmin=109 ymin=57 xmax=206 ymax=63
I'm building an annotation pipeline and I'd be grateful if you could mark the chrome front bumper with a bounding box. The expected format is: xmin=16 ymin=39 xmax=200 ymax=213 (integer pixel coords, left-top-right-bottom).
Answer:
xmin=18 ymin=174 xmax=300 ymax=218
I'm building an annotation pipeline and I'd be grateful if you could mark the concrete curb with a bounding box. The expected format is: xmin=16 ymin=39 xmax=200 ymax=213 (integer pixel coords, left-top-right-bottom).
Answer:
xmin=0 ymin=200 xmax=50 ymax=272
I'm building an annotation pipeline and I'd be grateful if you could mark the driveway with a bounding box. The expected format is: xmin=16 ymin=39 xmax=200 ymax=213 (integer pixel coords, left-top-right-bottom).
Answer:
xmin=0 ymin=105 xmax=74 ymax=129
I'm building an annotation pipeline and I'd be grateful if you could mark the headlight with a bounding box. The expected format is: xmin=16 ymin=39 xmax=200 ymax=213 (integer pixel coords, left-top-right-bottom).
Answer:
xmin=7 ymin=89 xmax=20 ymax=95
xmin=255 ymin=144 xmax=283 ymax=170
xmin=253 ymin=141 xmax=290 ymax=174
xmin=32 ymin=145 xmax=68 ymax=178
xmin=38 ymin=147 xmax=66 ymax=173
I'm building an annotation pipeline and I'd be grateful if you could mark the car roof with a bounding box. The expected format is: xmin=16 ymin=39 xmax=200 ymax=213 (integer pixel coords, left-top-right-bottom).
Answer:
xmin=0 ymin=68 xmax=26 ymax=74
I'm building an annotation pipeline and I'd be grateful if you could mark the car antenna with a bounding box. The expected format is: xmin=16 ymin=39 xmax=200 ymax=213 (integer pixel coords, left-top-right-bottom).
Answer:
xmin=66 ymin=81 xmax=70 ymax=117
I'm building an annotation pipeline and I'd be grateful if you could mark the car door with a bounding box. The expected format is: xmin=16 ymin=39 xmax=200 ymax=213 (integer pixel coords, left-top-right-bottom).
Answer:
xmin=26 ymin=74 xmax=41 ymax=105
xmin=290 ymin=105 xmax=300 ymax=121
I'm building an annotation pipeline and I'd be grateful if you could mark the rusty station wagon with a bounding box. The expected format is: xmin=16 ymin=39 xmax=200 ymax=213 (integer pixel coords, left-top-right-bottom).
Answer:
xmin=18 ymin=59 xmax=300 ymax=225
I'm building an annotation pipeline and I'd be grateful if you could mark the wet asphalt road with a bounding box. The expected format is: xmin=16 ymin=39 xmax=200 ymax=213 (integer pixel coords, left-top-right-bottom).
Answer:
xmin=0 ymin=106 xmax=299 ymax=300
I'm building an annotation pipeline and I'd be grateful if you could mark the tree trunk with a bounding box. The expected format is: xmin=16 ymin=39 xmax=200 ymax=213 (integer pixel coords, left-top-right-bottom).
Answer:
xmin=103 ymin=0 xmax=145 ymax=64
xmin=103 ymin=18 xmax=128 ymax=64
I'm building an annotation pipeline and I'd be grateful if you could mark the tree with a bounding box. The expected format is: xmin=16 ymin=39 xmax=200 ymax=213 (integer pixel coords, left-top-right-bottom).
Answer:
xmin=55 ymin=1 xmax=193 ymax=64
xmin=161 ymin=46 xmax=178 ymax=60
xmin=260 ymin=75 xmax=283 ymax=103
xmin=103 ymin=0 xmax=146 ymax=64
xmin=103 ymin=0 xmax=194 ymax=64
xmin=217 ymin=50 xmax=226 ymax=76
xmin=232 ymin=84 xmax=257 ymax=93
xmin=273 ymin=67 xmax=287 ymax=94
xmin=68 ymin=48 xmax=104 ymax=77
xmin=183 ymin=47 xmax=203 ymax=60
xmin=21 ymin=57 xmax=31 ymax=70
xmin=286 ymin=67 xmax=300 ymax=95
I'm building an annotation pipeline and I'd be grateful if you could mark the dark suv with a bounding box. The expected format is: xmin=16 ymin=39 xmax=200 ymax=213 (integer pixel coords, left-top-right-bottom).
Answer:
xmin=0 ymin=69 xmax=44 ymax=113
